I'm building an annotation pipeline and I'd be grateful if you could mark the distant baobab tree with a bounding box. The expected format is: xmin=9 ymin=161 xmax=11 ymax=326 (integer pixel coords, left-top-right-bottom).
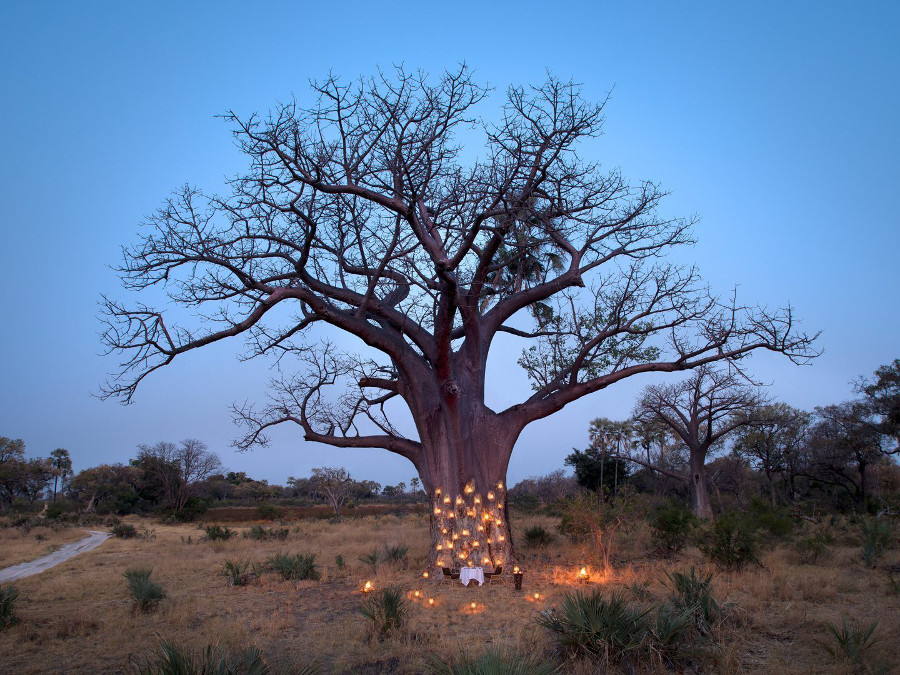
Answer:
xmin=101 ymin=66 xmax=817 ymax=568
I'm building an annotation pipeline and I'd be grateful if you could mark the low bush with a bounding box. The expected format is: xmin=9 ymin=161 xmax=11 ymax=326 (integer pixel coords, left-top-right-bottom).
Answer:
xmin=697 ymin=513 xmax=760 ymax=571
xmin=428 ymin=647 xmax=556 ymax=674
xmin=358 ymin=586 xmax=407 ymax=642
xmin=124 ymin=568 xmax=165 ymax=612
xmin=203 ymin=525 xmax=235 ymax=541
xmin=221 ymin=560 xmax=253 ymax=587
xmin=112 ymin=522 xmax=138 ymax=539
xmin=358 ymin=549 xmax=379 ymax=572
xmin=648 ymin=503 xmax=695 ymax=556
xmin=523 ymin=525 xmax=553 ymax=548
xmin=794 ymin=533 xmax=832 ymax=564
xmin=665 ymin=567 xmax=723 ymax=636
xmin=860 ymin=518 xmax=893 ymax=568
xmin=538 ymin=590 xmax=649 ymax=666
xmin=819 ymin=618 xmax=880 ymax=669
xmin=0 ymin=585 xmax=19 ymax=628
xmin=133 ymin=639 xmax=321 ymax=675
xmin=255 ymin=503 xmax=283 ymax=521
xmin=267 ymin=552 xmax=320 ymax=581
xmin=245 ymin=525 xmax=289 ymax=541
xmin=382 ymin=544 xmax=409 ymax=566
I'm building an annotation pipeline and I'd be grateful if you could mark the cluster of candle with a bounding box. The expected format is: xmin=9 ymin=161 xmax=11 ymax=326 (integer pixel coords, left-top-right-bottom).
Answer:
xmin=431 ymin=480 xmax=506 ymax=568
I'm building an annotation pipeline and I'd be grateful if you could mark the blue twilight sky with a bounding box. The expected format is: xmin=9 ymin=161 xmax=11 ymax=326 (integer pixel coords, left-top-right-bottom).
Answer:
xmin=0 ymin=1 xmax=897 ymax=487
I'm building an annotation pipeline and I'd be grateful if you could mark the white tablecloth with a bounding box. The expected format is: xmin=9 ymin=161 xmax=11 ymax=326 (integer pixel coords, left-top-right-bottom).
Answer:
xmin=460 ymin=567 xmax=484 ymax=586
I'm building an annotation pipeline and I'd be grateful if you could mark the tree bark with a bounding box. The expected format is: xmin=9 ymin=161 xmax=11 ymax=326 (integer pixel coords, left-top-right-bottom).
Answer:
xmin=689 ymin=449 xmax=714 ymax=520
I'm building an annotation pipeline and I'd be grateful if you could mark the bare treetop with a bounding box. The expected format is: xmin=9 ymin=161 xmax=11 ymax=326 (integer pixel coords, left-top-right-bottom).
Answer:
xmin=101 ymin=65 xmax=817 ymax=533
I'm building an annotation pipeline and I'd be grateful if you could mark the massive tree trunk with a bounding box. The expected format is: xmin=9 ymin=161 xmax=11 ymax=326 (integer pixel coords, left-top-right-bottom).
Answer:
xmin=688 ymin=448 xmax=714 ymax=520
xmin=411 ymin=385 xmax=519 ymax=571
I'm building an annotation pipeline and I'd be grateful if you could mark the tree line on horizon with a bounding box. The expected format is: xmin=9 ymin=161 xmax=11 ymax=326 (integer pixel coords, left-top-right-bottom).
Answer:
xmin=2 ymin=359 xmax=897 ymax=521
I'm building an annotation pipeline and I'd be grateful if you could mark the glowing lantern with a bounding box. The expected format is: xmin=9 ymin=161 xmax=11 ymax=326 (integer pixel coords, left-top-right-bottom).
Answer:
xmin=497 ymin=481 xmax=504 ymax=490
xmin=447 ymin=542 xmax=453 ymax=549
xmin=459 ymin=551 xmax=466 ymax=559
xmin=579 ymin=567 xmax=589 ymax=582
xmin=513 ymin=565 xmax=520 ymax=574
xmin=465 ymin=485 xmax=474 ymax=494
xmin=448 ymin=512 xmax=455 ymax=519
xmin=462 ymin=529 xmax=470 ymax=536
xmin=533 ymin=592 xmax=541 ymax=600
xmin=443 ymin=496 xmax=451 ymax=504
xmin=474 ymin=496 xmax=481 ymax=504
xmin=473 ymin=541 xmax=480 ymax=547
xmin=413 ymin=590 xmax=421 ymax=598
xmin=436 ymin=544 xmax=443 ymax=551
xmin=435 ymin=487 xmax=442 ymax=495
xmin=487 ymin=491 xmax=495 ymax=500
xmin=482 ymin=557 xmax=490 ymax=564
xmin=498 ymin=535 xmax=505 ymax=542
xmin=477 ymin=525 xmax=484 ymax=532
xmin=423 ymin=571 xmax=430 ymax=579
xmin=363 ymin=581 xmax=373 ymax=593
xmin=434 ymin=507 xmax=442 ymax=515
xmin=452 ymin=533 xmax=459 ymax=540
xmin=456 ymin=496 xmax=463 ymax=505
xmin=470 ymin=601 xmax=476 ymax=609
xmin=441 ymin=528 xmax=448 ymax=534
xmin=428 ymin=598 xmax=435 ymax=606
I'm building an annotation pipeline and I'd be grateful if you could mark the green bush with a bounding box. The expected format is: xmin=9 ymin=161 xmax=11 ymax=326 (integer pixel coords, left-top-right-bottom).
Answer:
xmin=665 ymin=567 xmax=723 ymax=637
xmin=428 ymin=647 xmax=556 ymax=674
xmin=794 ymin=534 xmax=832 ymax=564
xmin=358 ymin=549 xmax=379 ymax=572
xmin=124 ymin=568 xmax=165 ymax=612
xmin=860 ymin=518 xmax=893 ymax=568
xmin=133 ymin=639 xmax=321 ymax=675
xmin=538 ymin=590 xmax=649 ymax=665
xmin=112 ymin=522 xmax=138 ymax=539
xmin=697 ymin=513 xmax=760 ymax=571
xmin=382 ymin=544 xmax=409 ymax=565
xmin=221 ymin=560 xmax=252 ymax=587
xmin=819 ymin=619 xmax=880 ymax=668
xmin=0 ymin=585 xmax=19 ymax=628
xmin=266 ymin=552 xmax=320 ymax=581
xmin=245 ymin=525 xmax=288 ymax=541
xmin=358 ymin=586 xmax=407 ymax=641
xmin=523 ymin=525 xmax=553 ymax=548
xmin=255 ymin=503 xmax=283 ymax=521
xmin=746 ymin=499 xmax=794 ymax=539
xmin=648 ymin=504 xmax=695 ymax=556
xmin=203 ymin=525 xmax=235 ymax=541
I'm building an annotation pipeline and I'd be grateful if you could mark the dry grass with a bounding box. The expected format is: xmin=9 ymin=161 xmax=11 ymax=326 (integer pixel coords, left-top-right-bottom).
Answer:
xmin=0 ymin=512 xmax=897 ymax=674
xmin=0 ymin=525 xmax=89 ymax=568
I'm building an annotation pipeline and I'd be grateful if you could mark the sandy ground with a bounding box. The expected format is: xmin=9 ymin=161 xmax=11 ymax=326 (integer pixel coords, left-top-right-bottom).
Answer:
xmin=0 ymin=530 xmax=111 ymax=583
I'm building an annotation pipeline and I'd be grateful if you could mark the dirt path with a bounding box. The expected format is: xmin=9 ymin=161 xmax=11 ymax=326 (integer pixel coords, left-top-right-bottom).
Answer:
xmin=0 ymin=530 xmax=111 ymax=583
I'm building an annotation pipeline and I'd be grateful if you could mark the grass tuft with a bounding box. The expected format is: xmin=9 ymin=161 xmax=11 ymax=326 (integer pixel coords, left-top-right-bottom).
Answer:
xmin=124 ymin=568 xmax=165 ymax=612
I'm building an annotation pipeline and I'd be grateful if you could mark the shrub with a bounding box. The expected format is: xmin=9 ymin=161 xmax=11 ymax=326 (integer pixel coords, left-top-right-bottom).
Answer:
xmin=358 ymin=586 xmax=407 ymax=641
xmin=255 ymin=503 xmax=283 ymax=521
xmin=383 ymin=544 xmax=409 ymax=566
xmin=267 ymin=552 xmax=320 ymax=581
xmin=203 ymin=524 xmax=235 ymax=541
xmin=133 ymin=639 xmax=321 ymax=675
xmin=860 ymin=518 xmax=892 ymax=568
xmin=794 ymin=534 xmax=832 ymax=565
xmin=358 ymin=549 xmax=379 ymax=572
xmin=112 ymin=522 xmax=138 ymax=539
xmin=221 ymin=560 xmax=252 ymax=587
xmin=246 ymin=525 xmax=288 ymax=541
xmin=648 ymin=504 xmax=695 ymax=556
xmin=538 ymin=590 xmax=649 ymax=666
xmin=0 ymin=585 xmax=19 ymax=628
xmin=665 ymin=567 xmax=723 ymax=636
xmin=523 ymin=525 xmax=553 ymax=548
xmin=124 ymin=568 xmax=165 ymax=612
xmin=819 ymin=619 xmax=880 ymax=668
xmin=697 ymin=513 xmax=760 ymax=571
xmin=428 ymin=647 xmax=556 ymax=675
xmin=335 ymin=554 xmax=346 ymax=570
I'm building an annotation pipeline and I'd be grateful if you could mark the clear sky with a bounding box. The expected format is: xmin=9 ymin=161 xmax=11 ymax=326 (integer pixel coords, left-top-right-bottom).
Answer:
xmin=1 ymin=1 xmax=897 ymax=487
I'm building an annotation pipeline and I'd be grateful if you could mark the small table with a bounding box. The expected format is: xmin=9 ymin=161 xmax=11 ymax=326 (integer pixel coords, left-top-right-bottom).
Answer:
xmin=460 ymin=567 xmax=484 ymax=586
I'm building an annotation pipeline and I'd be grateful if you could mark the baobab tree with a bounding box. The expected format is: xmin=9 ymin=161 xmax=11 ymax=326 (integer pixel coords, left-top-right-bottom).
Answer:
xmin=101 ymin=67 xmax=816 ymax=567
xmin=624 ymin=366 xmax=768 ymax=519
